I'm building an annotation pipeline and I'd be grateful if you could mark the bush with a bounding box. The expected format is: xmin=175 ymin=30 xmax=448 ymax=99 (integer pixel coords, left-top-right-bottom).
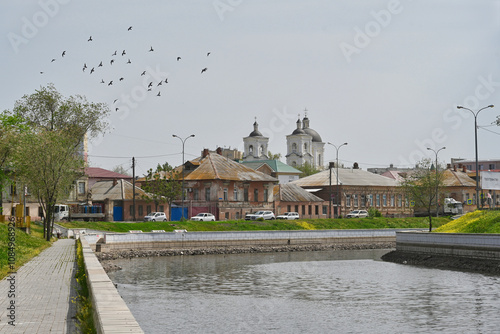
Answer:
xmin=368 ymin=208 xmax=382 ymax=218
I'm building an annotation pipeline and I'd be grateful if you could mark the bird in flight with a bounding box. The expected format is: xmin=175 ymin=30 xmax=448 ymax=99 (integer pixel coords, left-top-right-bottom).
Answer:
xmin=112 ymin=50 xmax=117 ymax=56
xmin=128 ymin=26 xmax=132 ymax=31
xmin=62 ymin=51 xmax=66 ymax=57
xmin=122 ymin=50 xmax=126 ymax=56
xmin=148 ymin=82 xmax=153 ymax=88
xmin=82 ymin=67 xmax=86 ymax=72
xmin=98 ymin=61 xmax=103 ymax=67
xmin=51 ymin=58 xmax=56 ymax=62
xmin=88 ymin=36 xmax=92 ymax=42
xmin=207 ymin=52 xmax=211 ymax=56
xmin=165 ymin=78 xmax=168 ymax=83
xmin=141 ymin=71 xmax=146 ymax=76
xmin=127 ymin=59 xmax=131 ymax=64
xmin=119 ymin=77 xmax=124 ymax=81
xmin=110 ymin=59 xmax=114 ymax=65
xmin=100 ymin=79 xmax=105 ymax=84
xmin=40 ymin=72 xmax=44 ymax=74
xmin=201 ymin=68 xmax=208 ymax=73
xmin=83 ymin=63 xmax=87 ymax=69
xmin=149 ymin=46 xmax=154 ymax=52
xmin=157 ymin=92 xmax=161 ymax=97
xmin=147 ymin=88 xmax=152 ymax=91
xmin=90 ymin=67 xmax=95 ymax=74
xmin=113 ymin=99 xmax=118 ymax=103
xmin=108 ymin=81 xmax=113 ymax=86
xmin=115 ymin=107 xmax=119 ymax=111
xmin=157 ymin=81 xmax=162 ymax=86
xmin=177 ymin=57 xmax=181 ymax=61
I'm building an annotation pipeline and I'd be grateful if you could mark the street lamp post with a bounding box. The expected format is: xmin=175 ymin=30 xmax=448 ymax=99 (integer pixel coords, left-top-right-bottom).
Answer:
xmin=457 ymin=105 xmax=494 ymax=209
xmin=173 ymin=134 xmax=195 ymax=220
xmin=327 ymin=142 xmax=348 ymax=218
xmin=427 ymin=146 xmax=446 ymax=217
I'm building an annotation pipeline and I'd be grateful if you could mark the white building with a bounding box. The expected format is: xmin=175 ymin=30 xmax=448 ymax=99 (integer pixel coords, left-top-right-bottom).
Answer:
xmin=286 ymin=115 xmax=325 ymax=169
xmin=243 ymin=119 xmax=269 ymax=161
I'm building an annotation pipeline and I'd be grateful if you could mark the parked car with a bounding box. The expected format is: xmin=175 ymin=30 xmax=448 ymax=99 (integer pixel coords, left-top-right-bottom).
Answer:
xmin=190 ymin=213 xmax=216 ymax=221
xmin=144 ymin=212 xmax=167 ymax=222
xmin=276 ymin=212 xmax=300 ymax=220
xmin=245 ymin=211 xmax=275 ymax=220
xmin=346 ymin=210 xmax=369 ymax=218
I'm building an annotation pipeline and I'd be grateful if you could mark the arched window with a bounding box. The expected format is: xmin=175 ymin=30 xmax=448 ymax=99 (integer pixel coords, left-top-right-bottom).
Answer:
xmin=249 ymin=145 xmax=253 ymax=154
xmin=318 ymin=154 xmax=322 ymax=166
xmin=292 ymin=143 xmax=297 ymax=153
xmin=292 ymin=161 xmax=297 ymax=167
xmin=260 ymin=145 xmax=264 ymax=156
xmin=304 ymin=143 xmax=308 ymax=152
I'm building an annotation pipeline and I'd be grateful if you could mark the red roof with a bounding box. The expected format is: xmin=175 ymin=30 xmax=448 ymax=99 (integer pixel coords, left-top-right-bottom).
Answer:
xmin=85 ymin=167 xmax=132 ymax=179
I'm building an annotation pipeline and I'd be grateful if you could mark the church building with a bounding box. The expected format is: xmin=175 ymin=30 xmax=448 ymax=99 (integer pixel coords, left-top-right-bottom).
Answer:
xmin=285 ymin=114 xmax=325 ymax=169
xmin=243 ymin=119 xmax=269 ymax=161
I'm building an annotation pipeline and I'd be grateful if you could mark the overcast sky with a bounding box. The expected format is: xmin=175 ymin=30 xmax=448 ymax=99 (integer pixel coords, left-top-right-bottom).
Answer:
xmin=2 ymin=1 xmax=500 ymax=176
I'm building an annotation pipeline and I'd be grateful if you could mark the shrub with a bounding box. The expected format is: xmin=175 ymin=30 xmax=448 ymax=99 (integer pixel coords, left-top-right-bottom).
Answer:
xmin=368 ymin=208 xmax=382 ymax=218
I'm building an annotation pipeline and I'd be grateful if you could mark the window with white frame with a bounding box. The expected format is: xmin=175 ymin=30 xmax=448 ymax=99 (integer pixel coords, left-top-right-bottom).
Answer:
xmin=78 ymin=182 xmax=85 ymax=194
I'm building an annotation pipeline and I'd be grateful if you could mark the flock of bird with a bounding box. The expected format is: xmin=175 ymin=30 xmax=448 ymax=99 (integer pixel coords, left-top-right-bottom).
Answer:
xmin=40 ymin=26 xmax=211 ymax=110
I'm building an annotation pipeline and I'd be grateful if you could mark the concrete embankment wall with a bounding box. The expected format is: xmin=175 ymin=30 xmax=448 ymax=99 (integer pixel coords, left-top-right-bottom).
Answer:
xmin=396 ymin=231 xmax=500 ymax=260
xmin=99 ymin=229 xmax=398 ymax=251
xmin=80 ymin=237 xmax=144 ymax=333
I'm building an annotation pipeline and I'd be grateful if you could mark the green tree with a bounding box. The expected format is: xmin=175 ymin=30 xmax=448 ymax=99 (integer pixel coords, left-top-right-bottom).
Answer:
xmin=112 ymin=165 xmax=131 ymax=176
xmin=399 ymin=158 xmax=445 ymax=232
xmin=267 ymin=151 xmax=282 ymax=161
xmin=7 ymin=84 xmax=110 ymax=240
xmin=140 ymin=162 xmax=182 ymax=220
xmin=295 ymin=162 xmax=320 ymax=178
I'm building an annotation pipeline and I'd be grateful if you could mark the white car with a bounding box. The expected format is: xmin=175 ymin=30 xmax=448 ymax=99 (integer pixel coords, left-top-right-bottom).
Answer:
xmin=190 ymin=213 xmax=216 ymax=221
xmin=346 ymin=210 xmax=369 ymax=218
xmin=245 ymin=211 xmax=275 ymax=220
xmin=144 ymin=212 xmax=167 ymax=222
xmin=276 ymin=212 xmax=300 ymax=220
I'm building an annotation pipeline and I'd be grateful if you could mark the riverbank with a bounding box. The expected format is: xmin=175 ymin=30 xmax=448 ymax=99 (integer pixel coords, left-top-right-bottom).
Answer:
xmin=382 ymin=250 xmax=500 ymax=275
xmin=97 ymin=241 xmax=395 ymax=272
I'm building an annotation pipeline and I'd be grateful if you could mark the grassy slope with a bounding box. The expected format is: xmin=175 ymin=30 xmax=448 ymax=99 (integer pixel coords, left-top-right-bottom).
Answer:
xmin=0 ymin=222 xmax=52 ymax=279
xmin=434 ymin=211 xmax=500 ymax=233
xmin=59 ymin=216 xmax=451 ymax=233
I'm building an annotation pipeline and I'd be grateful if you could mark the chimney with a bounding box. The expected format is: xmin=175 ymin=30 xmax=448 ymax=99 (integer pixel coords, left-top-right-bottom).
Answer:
xmin=202 ymin=148 xmax=209 ymax=158
xmin=463 ymin=165 xmax=467 ymax=173
xmin=458 ymin=163 xmax=463 ymax=168
xmin=216 ymin=147 xmax=222 ymax=155
xmin=447 ymin=163 xmax=451 ymax=169
xmin=353 ymin=162 xmax=359 ymax=169
xmin=454 ymin=165 xmax=457 ymax=172
xmin=112 ymin=179 xmax=117 ymax=186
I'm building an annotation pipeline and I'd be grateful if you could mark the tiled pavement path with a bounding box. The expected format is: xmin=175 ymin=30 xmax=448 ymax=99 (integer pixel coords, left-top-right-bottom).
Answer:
xmin=0 ymin=239 xmax=78 ymax=333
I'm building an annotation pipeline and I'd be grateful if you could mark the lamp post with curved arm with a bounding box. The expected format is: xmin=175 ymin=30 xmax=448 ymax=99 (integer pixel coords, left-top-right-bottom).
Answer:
xmin=456 ymin=105 xmax=494 ymax=209
xmin=173 ymin=134 xmax=195 ymax=220
xmin=328 ymin=142 xmax=348 ymax=218
xmin=427 ymin=146 xmax=446 ymax=217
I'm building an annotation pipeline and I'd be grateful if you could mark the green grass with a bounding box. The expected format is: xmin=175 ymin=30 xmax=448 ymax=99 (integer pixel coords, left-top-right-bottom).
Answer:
xmin=434 ymin=210 xmax=500 ymax=233
xmin=58 ymin=216 xmax=452 ymax=233
xmin=0 ymin=221 xmax=52 ymax=279
xmin=74 ymin=239 xmax=96 ymax=333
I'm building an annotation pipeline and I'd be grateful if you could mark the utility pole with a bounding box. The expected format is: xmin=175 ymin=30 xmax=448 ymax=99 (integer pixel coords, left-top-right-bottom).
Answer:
xmin=132 ymin=157 xmax=136 ymax=221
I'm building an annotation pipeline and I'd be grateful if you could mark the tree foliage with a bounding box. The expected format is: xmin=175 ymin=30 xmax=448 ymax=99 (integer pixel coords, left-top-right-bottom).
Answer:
xmin=140 ymin=162 xmax=182 ymax=219
xmin=112 ymin=165 xmax=131 ymax=176
xmin=6 ymin=84 xmax=110 ymax=240
xmin=295 ymin=162 xmax=320 ymax=178
xmin=267 ymin=151 xmax=282 ymax=161
xmin=399 ymin=158 xmax=445 ymax=231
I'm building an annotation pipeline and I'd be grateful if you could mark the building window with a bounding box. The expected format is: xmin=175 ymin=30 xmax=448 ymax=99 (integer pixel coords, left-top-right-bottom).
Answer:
xmin=304 ymin=143 xmax=308 ymax=152
xmin=383 ymin=194 xmax=387 ymax=207
xmin=223 ymin=188 xmax=228 ymax=201
xmin=353 ymin=194 xmax=358 ymax=207
xmin=193 ymin=189 xmax=199 ymax=200
xmin=346 ymin=195 xmax=351 ymax=207
xmin=308 ymin=205 xmax=311 ymax=215
xmin=10 ymin=184 xmax=17 ymax=195
xmin=479 ymin=164 xmax=483 ymax=171
xmin=138 ymin=205 xmax=143 ymax=216
xmin=249 ymin=145 xmax=253 ymax=154
xmin=159 ymin=205 xmax=164 ymax=212
xmin=234 ymin=188 xmax=238 ymax=201
xmin=322 ymin=205 xmax=328 ymax=215
xmin=489 ymin=164 xmax=495 ymax=170
xmin=398 ymin=195 xmax=402 ymax=207
xmin=360 ymin=195 xmax=366 ymax=207
xmin=295 ymin=205 xmax=299 ymax=212
xmin=264 ymin=189 xmax=269 ymax=202
xmin=292 ymin=161 xmax=297 ymax=167
xmin=302 ymin=205 xmax=306 ymax=215
xmin=292 ymin=143 xmax=297 ymax=153
xmin=146 ymin=205 xmax=151 ymax=214
xmin=129 ymin=205 xmax=135 ymax=216
xmin=376 ymin=194 xmax=380 ymax=207
xmin=78 ymin=182 xmax=85 ymax=194
xmin=405 ymin=197 xmax=409 ymax=207
xmin=244 ymin=188 xmax=249 ymax=202
xmin=254 ymin=189 xmax=259 ymax=202
xmin=205 ymin=188 xmax=211 ymax=201
xmin=315 ymin=205 xmax=319 ymax=215
xmin=390 ymin=195 xmax=395 ymax=207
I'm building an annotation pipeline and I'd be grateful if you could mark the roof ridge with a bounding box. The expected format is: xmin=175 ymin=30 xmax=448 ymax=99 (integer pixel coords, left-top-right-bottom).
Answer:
xmin=207 ymin=154 xmax=221 ymax=179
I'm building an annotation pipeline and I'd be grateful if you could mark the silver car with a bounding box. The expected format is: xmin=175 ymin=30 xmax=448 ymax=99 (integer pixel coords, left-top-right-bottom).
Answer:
xmin=346 ymin=210 xmax=369 ymax=218
xmin=190 ymin=213 xmax=216 ymax=221
xmin=245 ymin=211 xmax=275 ymax=220
xmin=276 ymin=212 xmax=300 ymax=220
xmin=144 ymin=212 xmax=167 ymax=222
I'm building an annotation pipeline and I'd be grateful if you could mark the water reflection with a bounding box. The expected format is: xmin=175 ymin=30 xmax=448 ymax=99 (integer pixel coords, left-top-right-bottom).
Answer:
xmin=108 ymin=250 xmax=500 ymax=334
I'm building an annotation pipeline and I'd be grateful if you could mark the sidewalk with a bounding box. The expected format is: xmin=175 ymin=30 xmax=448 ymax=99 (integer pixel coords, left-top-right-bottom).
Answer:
xmin=0 ymin=239 xmax=77 ymax=333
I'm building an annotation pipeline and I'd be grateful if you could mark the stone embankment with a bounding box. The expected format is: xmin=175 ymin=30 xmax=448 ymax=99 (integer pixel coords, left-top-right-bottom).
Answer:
xmin=97 ymin=242 xmax=395 ymax=272
xmin=382 ymin=250 xmax=500 ymax=275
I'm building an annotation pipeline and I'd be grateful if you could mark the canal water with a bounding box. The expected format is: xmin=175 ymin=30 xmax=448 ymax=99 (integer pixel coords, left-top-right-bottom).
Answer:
xmin=107 ymin=250 xmax=500 ymax=333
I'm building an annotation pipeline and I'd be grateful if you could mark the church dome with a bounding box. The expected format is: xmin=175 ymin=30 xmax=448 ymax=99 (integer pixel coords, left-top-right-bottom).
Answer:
xmin=249 ymin=121 xmax=263 ymax=137
xmin=292 ymin=128 xmax=306 ymax=135
xmin=302 ymin=116 xmax=322 ymax=142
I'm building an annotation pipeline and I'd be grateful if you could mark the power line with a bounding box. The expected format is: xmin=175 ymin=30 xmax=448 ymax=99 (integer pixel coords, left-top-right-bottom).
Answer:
xmin=87 ymin=152 xmax=181 ymax=159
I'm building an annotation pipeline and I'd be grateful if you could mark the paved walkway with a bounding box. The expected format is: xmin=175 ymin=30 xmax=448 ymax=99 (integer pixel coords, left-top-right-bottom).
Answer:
xmin=0 ymin=239 xmax=77 ymax=333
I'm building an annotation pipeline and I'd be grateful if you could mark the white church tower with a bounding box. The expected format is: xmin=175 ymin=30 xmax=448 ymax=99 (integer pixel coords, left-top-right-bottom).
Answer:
xmin=286 ymin=112 xmax=324 ymax=169
xmin=243 ymin=118 xmax=269 ymax=161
